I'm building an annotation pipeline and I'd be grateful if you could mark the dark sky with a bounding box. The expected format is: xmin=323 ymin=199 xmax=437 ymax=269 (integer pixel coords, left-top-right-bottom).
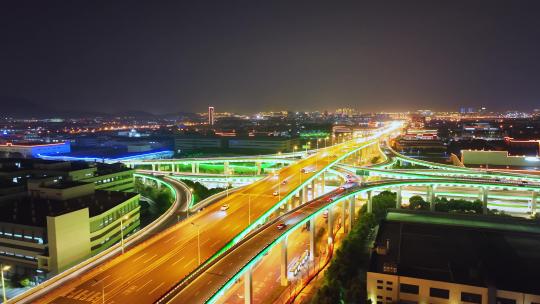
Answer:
xmin=2 ymin=1 xmax=540 ymax=114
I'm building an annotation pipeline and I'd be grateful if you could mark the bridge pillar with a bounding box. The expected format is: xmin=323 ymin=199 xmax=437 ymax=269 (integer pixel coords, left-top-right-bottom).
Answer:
xmin=256 ymin=162 xmax=262 ymax=175
xmin=321 ymin=172 xmax=326 ymax=194
xmin=309 ymin=218 xmax=316 ymax=261
xmin=367 ymin=190 xmax=373 ymax=213
xmin=427 ymin=185 xmax=435 ymax=211
xmin=244 ymin=267 xmax=253 ymax=304
xmin=480 ymin=187 xmax=489 ymax=215
xmin=328 ymin=207 xmax=334 ymax=243
xmin=196 ymin=163 xmax=200 ymax=174
xmin=152 ymin=164 xmax=156 ymax=171
xmin=302 ymin=185 xmax=308 ymax=204
xmin=224 ymin=161 xmax=230 ymax=175
xmin=342 ymin=199 xmax=348 ymax=233
xmin=141 ymin=176 xmax=146 ymax=185
xmin=311 ymin=180 xmax=316 ymax=200
xmin=191 ymin=163 xmax=196 ymax=174
xmin=532 ymin=192 xmax=538 ymax=215
xmin=280 ymin=237 xmax=288 ymax=286
xmin=396 ymin=186 xmax=402 ymax=209
xmin=349 ymin=196 xmax=355 ymax=228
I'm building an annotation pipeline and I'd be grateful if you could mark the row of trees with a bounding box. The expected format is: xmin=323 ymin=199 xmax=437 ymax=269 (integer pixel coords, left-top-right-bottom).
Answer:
xmin=313 ymin=191 xmax=396 ymax=304
xmin=313 ymin=192 xmax=512 ymax=303
xmin=180 ymin=179 xmax=226 ymax=203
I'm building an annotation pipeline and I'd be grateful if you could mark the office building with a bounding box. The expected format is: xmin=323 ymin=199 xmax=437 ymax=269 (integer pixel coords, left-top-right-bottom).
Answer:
xmin=0 ymin=142 xmax=71 ymax=158
xmin=208 ymin=106 xmax=215 ymax=126
xmin=367 ymin=210 xmax=540 ymax=304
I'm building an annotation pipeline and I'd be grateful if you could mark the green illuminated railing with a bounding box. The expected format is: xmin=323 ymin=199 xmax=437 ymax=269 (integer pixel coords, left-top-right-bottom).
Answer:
xmin=206 ymin=177 xmax=540 ymax=303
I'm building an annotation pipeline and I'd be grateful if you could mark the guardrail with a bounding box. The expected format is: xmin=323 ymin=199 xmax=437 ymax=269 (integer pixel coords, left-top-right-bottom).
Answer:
xmin=204 ymin=177 xmax=540 ymax=303
xmin=10 ymin=174 xmax=188 ymax=304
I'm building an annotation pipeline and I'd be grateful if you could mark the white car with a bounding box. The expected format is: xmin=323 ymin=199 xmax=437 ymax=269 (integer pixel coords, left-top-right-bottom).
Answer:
xmin=220 ymin=204 xmax=230 ymax=211
xmin=273 ymin=191 xmax=279 ymax=196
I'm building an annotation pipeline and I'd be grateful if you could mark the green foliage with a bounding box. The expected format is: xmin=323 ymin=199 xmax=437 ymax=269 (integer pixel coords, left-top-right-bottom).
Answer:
xmin=314 ymin=191 xmax=396 ymax=304
xmin=180 ymin=180 xmax=225 ymax=203
xmin=408 ymin=195 xmax=429 ymax=210
xmin=19 ymin=277 xmax=32 ymax=287
xmin=433 ymin=197 xmax=483 ymax=214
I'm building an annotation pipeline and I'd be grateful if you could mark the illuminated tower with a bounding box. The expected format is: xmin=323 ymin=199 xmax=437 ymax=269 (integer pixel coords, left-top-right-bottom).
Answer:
xmin=208 ymin=106 xmax=215 ymax=126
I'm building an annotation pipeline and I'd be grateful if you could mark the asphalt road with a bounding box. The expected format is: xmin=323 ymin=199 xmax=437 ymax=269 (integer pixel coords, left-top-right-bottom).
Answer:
xmin=34 ymin=139 xmax=370 ymax=304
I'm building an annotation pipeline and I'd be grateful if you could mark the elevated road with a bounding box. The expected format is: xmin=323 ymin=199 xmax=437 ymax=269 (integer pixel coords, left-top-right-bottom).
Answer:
xmin=168 ymin=178 xmax=540 ymax=304
xmin=28 ymin=132 xmax=388 ymax=303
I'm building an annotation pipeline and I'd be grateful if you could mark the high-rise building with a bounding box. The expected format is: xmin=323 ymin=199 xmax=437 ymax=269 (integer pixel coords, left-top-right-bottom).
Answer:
xmin=208 ymin=106 xmax=215 ymax=126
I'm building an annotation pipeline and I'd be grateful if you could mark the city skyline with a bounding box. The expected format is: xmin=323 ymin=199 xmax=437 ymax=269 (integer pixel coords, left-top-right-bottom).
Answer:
xmin=3 ymin=1 xmax=540 ymax=114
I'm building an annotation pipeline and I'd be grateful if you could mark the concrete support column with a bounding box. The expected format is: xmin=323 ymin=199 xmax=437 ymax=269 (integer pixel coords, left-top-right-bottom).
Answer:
xmin=427 ymin=185 xmax=435 ymax=211
xmin=244 ymin=267 xmax=253 ymax=304
xmin=321 ymin=172 xmax=326 ymax=194
xmin=367 ymin=190 xmax=373 ymax=213
xmin=141 ymin=176 xmax=146 ymax=185
xmin=309 ymin=218 xmax=316 ymax=261
xmin=328 ymin=207 xmax=334 ymax=243
xmin=349 ymin=196 xmax=355 ymax=228
xmin=302 ymin=185 xmax=308 ymax=204
xmin=396 ymin=186 xmax=402 ymax=209
xmin=152 ymin=164 xmax=156 ymax=171
xmin=196 ymin=163 xmax=200 ymax=174
xmin=481 ymin=187 xmax=489 ymax=215
xmin=310 ymin=180 xmax=316 ymax=200
xmin=342 ymin=199 xmax=348 ymax=233
xmin=255 ymin=162 xmax=262 ymax=175
xmin=280 ymin=237 xmax=288 ymax=286
xmin=223 ymin=161 xmax=230 ymax=175
xmin=532 ymin=192 xmax=538 ymax=215
xmin=191 ymin=163 xmax=196 ymax=174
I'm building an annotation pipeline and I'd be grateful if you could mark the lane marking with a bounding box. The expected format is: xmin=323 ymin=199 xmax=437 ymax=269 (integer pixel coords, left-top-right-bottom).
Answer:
xmin=148 ymin=282 xmax=165 ymax=295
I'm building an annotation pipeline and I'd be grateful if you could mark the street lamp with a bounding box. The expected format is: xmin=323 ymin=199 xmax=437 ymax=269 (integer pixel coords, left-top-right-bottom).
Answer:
xmin=275 ymin=172 xmax=281 ymax=201
xmin=324 ymin=137 xmax=329 ymax=148
xmin=191 ymin=222 xmax=201 ymax=265
xmin=1 ymin=264 xmax=10 ymax=303
xmin=293 ymin=145 xmax=298 ymax=155
xmin=186 ymin=188 xmax=194 ymax=219
xmin=120 ymin=215 xmax=129 ymax=254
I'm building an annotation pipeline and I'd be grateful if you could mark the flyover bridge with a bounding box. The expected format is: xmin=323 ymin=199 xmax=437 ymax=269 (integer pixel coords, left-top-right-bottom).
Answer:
xmin=23 ymin=124 xmax=400 ymax=304
xmin=163 ymin=177 xmax=540 ymax=304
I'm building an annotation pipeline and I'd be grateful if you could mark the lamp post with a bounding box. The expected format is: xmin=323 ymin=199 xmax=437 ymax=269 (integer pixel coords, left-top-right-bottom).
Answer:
xmin=1 ymin=264 xmax=10 ymax=303
xmin=275 ymin=172 xmax=281 ymax=201
xmin=120 ymin=215 xmax=129 ymax=254
xmin=186 ymin=188 xmax=194 ymax=219
xmin=191 ymin=222 xmax=201 ymax=265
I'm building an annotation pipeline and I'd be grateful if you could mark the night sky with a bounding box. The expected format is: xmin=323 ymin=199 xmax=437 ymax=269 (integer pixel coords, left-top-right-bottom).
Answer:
xmin=2 ymin=1 xmax=540 ymax=114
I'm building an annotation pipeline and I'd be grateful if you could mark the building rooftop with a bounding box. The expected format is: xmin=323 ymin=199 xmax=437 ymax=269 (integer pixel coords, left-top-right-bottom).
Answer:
xmin=370 ymin=210 xmax=540 ymax=295
xmin=0 ymin=190 xmax=138 ymax=227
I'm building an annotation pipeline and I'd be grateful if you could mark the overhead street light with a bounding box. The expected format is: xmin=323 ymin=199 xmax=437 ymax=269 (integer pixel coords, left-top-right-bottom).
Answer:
xmin=1 ymin=264 xmax=10 ymax=303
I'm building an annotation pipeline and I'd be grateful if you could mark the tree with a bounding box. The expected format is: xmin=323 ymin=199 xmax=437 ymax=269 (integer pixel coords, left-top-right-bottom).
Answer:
xmin=408 ymin=195 xmax=429 ymax=210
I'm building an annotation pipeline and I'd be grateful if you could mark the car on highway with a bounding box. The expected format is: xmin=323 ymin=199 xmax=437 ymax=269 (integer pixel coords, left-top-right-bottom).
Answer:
xmin=220 ymin=204 xmax=230 ymax=211
xmin=301 ymin=166 xmax=316 ymax=174
xmin=281 ymin=180 xmax=288 ymax=185
xmin=323 ymin=209 xmax=329 ymax=218
xmin=273 ymin=191 xmax=279 ymax=196
xmin=277 ymin=223 xmax=287 ymax=230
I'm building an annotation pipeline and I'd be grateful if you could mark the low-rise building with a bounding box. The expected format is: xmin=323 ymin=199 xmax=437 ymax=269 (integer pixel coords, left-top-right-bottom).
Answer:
xmin=367 ymin=211 xmax=540 ymax=304
xmin=0 ymin=159 xmax=140 ymax=282
xmin=0 ymin=142 xmax=71 ymax=158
